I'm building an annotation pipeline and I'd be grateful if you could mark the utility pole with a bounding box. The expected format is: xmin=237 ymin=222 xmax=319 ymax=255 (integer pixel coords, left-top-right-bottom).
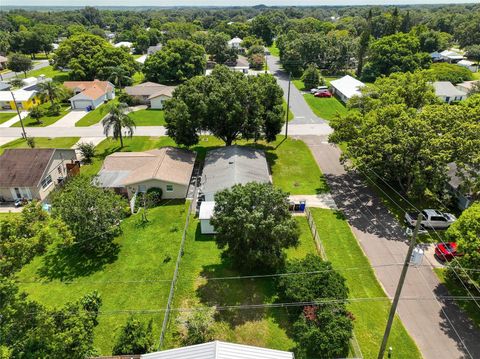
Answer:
xmin=377 ymin=213 xmax=423 ymax=359
xmin=285 ymin=72 xmax=291 ymax=138
xmin=10 ymin=91 xmax=27 ymax=139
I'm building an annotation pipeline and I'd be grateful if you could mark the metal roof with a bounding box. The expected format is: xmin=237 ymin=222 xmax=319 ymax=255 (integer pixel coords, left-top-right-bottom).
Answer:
xmin=201 ymin=146 xmax=270 ymax=201
xmin=433 ymin=81 xmax=467 ymax=97
xmin=141 ymin=341 xmax=294 ymax=359
xmin=330 ymin=75 xmax=365 ymax=99
xmin=199 ymin=201 xmax=215 ymax=220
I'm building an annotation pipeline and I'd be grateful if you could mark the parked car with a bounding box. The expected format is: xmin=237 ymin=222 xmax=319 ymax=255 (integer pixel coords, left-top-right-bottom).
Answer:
xmin=435 ymin=242 xmax=461 ymax=261
xmin=314 ymin=90 xmax=332 ymax=98
xmin=404 ymin=209 xmax=456 ymax=229
xmin=310 ymin=86 xmax=328 ymax=94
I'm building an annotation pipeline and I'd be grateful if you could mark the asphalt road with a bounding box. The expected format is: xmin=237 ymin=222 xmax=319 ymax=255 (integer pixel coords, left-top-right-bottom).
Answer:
xmin=1 ymin=60 xmax=50 ymax=81
xmin=266 ymin=55 xmax=480 ymax=359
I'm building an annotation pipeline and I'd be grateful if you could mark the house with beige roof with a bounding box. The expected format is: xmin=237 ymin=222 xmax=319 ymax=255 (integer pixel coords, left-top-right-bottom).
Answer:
xmin=125 ymin=82 xmax=175 ymax=109
xmin=63 ymin=80 xmax=115 ymax=110
xmin=96 ymin=147 xmax=196 ymax=199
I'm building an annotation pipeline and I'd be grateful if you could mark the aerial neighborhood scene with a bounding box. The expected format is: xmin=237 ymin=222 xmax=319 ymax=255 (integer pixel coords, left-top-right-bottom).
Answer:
xmin=1 ymin=0 xmax=480 ymax=358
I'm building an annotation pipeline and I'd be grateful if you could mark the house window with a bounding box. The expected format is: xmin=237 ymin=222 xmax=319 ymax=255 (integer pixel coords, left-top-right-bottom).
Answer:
xmin=166 ymin=184 xmax=174 ymax=192
xmin=41 ymin=175 xmax=53 ymax=189
xmin=138 ymin=185 xmax=147 ymax=193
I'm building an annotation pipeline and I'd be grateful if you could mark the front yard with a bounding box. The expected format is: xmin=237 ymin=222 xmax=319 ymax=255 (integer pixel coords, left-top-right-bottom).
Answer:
xmin=25 ymin=65 xmax=70 ymax=83
xmin=0 ymin=137 xmax=80 ymax=155
xmin=0 ymin=112 xmax=16 ymax=125
xmin=16 ymin=201 xmax=189 ymax=355
xmin=81 ymin=136 xmax=328 ymax=195
xmin=128 ymin=109 xmax=166 ymax=126
xmin=11 ymin=104 xmax=70 ymax=127
xmin=310 ymin=208 xmax=421 ymax=359
xmin=75 ymin=105 xmax=107 ymax=127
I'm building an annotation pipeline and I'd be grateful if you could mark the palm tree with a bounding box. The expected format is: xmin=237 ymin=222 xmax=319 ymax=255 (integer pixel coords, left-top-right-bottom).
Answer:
xmin=105 ymin=66 xmax=132 ymax=89
xmin=37 ymin=81 xmax=65 ymax=107
xmin=101 ymin=102 xmax=136 ymax=148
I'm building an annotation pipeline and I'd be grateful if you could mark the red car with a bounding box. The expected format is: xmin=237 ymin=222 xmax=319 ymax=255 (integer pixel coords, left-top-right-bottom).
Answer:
xmin=435 ymin=242 xmax=461 ymax=261
xmin=314 ymin=90 xmax=332 ymax=98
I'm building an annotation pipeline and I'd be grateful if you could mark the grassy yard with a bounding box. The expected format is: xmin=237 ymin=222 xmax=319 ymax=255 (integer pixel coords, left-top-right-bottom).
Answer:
xmin=472 ymin=72 xmax=480 ymax=80
xmin=11 ymin=104 xmax=70 ymax=127
xmin=128 ymin=109 xmax=166 ymax=126
xmin=75 ymin=105 xmax=107 ymax=127
xmin=0 ymin=112 xmax=16 ymax=125
xmin=267 ymin=42 xmax=280 ymax=57
xmin=434 ymin=268 xmax=480 ymax=328
xmin=82 ymin=136 xmax=327 ymax=195
xmin=0 ymin=137 xmax=79 ymax=155
xmin=303 ymin=94 xmax=347 ymax=121
xmin=282 ymin=99 xmax=294 ymax=121
xmin=164 ymin=215 xmax=316 ymax=353
xmin=310 ymin=208 xmax=421 ymax=359
xmin=24 ymin=65 xmax=70 ymax=83
xmin=17 ymin=201 xmax=189 ymax=355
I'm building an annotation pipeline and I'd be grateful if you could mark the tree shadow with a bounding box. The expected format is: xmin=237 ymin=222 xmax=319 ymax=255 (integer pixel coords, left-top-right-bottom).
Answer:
xmin=36 ymin=242 xmax=120 ymax=281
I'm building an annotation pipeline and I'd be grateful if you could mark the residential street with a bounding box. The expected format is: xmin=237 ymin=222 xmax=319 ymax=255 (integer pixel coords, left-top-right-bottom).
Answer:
xmin=266 ymin=55 xmax=480 ymax=359
xmin=1 ymin=60 xmax=50 ymax=81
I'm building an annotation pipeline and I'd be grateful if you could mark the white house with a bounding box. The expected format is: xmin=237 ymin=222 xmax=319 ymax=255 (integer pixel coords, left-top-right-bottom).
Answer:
xmin=63 ymin=80 xmax=115 ymax=110
xmin=198 ymin=146 xmax=271 ymax=234
xmin=457 ymin=59 xmax=479 ymax=72
xmin=141 ymin=341 xmax=294 ymax=359
xmin=432 ymin=81 xmax=467 ymax=103
xmin=114 ymin=41 xmax=133 ymax=49
xmin=147 ymin=44 xmax=162 ymax=55
xmin=330 ymin=75 xmax=365 ymax=103
xmin=456 ymin=80 xmax=480 ymax=94
xmin=228 ymin=37 xmax=243 ymax=50
xmin=439 ymin=49 xmax=464 ymax=63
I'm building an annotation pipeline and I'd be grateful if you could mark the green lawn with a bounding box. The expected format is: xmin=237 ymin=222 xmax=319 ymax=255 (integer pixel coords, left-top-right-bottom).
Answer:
xmin=17 ymin=202 xmax=189 ymax=355
xmin=164 ymin=215 xmax=316 ymax=353
xmin=24 ymin=65 xmax=70 ymax=83
xmin=128 ymin=109 xmax=166 ymax=126
xmin=11 ymin=104 xmax=70 ymax=127
xmin=132 ymin=72 xmax=145 ymax=85
xmin=310 ymin=208 xmax=421 ymax=359
xmin=282 ymin=99 xmax=294 ymax=121
xmin=434 ymin=268 xmax=480 ymax=329
xmin=303 ymin=94 xmax=347 ymax=121
xmin=472 ymin=72 xmax=480 ymax=80
xmin=82 ymin=136 xmax=327 ymax=195
xmin=267 ymin=42 xmax=280 ymax=57
xmin=75 ymin=105 xmax=107 ymax=127
xmin=0 ymin=112 xmax=16 ymax=125
xmin=0 ymin=137 xmax=80 ymax=155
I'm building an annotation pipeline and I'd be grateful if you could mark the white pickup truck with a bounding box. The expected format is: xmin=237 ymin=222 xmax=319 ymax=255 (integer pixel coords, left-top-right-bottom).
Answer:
xmin=404 ymin=209 xmax=456 ymax=229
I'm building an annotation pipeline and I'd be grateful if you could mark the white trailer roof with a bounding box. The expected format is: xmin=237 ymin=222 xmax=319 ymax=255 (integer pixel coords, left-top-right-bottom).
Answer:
xmin=330 ymin=75 xmax=365 ymax=100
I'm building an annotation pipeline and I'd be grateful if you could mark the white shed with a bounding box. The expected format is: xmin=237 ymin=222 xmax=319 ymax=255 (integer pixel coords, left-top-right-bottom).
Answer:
xmin=199 ymin=201 xmax=216 ymax=234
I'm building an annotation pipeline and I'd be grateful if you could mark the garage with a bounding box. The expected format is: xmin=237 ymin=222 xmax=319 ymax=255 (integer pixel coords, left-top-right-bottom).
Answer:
xmin=71 ymin=99 xmax=93 ymax=110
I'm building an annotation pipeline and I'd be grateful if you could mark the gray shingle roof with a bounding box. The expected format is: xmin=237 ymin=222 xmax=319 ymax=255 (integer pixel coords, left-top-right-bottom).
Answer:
xmin=433 ymin=81 xmax=466 ymax=97
xmin=201 ymin=146 xmax=270 ymax=201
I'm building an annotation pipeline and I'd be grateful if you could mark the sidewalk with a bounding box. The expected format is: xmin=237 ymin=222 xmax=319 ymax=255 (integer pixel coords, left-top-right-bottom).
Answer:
xmin=0 ymin=111 xmax=29 ymax=128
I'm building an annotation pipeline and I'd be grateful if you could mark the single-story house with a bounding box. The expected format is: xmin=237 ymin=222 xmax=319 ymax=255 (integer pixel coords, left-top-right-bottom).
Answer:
xmin=0 ymin=89 xmax=39 ymax=110
xmin=114 ymin=41 xmax=133 ymax=49
xmin=330 ymin=75 xmax=365 ymax=103
xmin=21 ymin=75 xmax=51 ymax=91
xmin=199 ymin=146 xmax=271 ymax=234
xmin=141 ymin=341 xmax=294 ymax=359
xmin=206 ymin=56 xmax=251 ymax=76
xmin=456 ymin=80 xmax=480 ymax=94
xmin=0 ymin=148 xmax=78 ymax=203
xmin=147 ymin=44 xmax=162 ymax=55
xmin=439 ymin=49 xmax=465 ymax=63
xmin=64 ymin=80 xmax=115 ymax=110
xmin=124 ymin=82 xmax=175 ymax=109
xmin=96 ymin=147 xmax=196 ymax=199
xmin=0 ymin=82 xmax=11 ymax=91
xmin=228 ymin=37 xmax=243 ymax=50
xmin=457 ymin=59 xmax=479 ymax=72
xmin=447 ymin=163 xmax=477 ymax=210
xmin=432 ymin=81 xmax=467 ymax=103
xmin=0 ymin=55 xmax=7 ymax=70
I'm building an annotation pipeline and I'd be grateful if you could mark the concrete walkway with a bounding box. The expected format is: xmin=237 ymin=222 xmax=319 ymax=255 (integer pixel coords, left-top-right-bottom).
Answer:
xmin=0 ymin=137 xmax=20 ymax=146
xmin=49 ymin=109 xmax=87 ymax=127
xmin=0 ymin=111 xmax=29 ymax=128
xmin=0 ymin=126 xmax=168 ymax=138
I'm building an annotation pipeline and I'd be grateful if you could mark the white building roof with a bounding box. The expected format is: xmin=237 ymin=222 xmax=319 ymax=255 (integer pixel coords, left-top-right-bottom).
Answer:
xmin=440 ymin=50 xmax=464 ymax=60
xmin=433 ymin=81 xmax=467 ymax=98
xmin=228 ymin=37 xmax=243 ymax=45
xmin=199 ymin=201 xmax=215 ymax=220
xmin=457 ymin=59 xmax=475 ymax=66
xmin=330 ymin=75 xmax=365 ymax=99
xmin=135 ymin=54 xmax=148 ymax=64
xmin=141 ymin=341 xmax=294 ymax=359
xmin=114 ymin=41 xmax=133 ymax=48
xmin=0 ymin=90 xmax=36 ymax=102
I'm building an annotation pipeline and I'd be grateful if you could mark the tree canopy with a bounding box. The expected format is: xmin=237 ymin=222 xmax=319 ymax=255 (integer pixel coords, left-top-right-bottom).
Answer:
xmin=165 ymin=66 xmax=284 ymax=146
xmin=211 ymin=182 xmax=299 ymax=273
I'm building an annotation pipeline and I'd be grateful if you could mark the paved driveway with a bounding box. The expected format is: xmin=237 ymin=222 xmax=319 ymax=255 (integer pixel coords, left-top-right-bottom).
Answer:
xmin=49 ymin=109 xmax=88 ymax=127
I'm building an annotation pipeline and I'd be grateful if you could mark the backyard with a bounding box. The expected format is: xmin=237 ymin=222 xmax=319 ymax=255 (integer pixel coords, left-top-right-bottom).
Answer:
xmin=24 ymin=65 xmax=70 ymax=83
xmin=0 ymin=112 xmax=16 ymax=125
xmin=11 ymin=103 xmax=70 ymax=127
xmin=0 ymin=137 xmax=79 ymax=155
xmin=310 ymin=208 xmax=421 ymax=359
xmin=81 ymin=136 xmax=328 ymax=195
xmin=128 ymin=109 xmax=166 ymax=126
xmin=16 ymin=201 xmax=189 ymax=355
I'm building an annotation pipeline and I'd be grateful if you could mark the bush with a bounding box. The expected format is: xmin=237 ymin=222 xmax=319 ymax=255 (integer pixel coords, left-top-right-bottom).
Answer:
xmin=145 ymin=187 xmax=163 ymax=207
xmin=118 ymin=92 xmax=139 ymax=106
xmin=76 ymin=142 xmax=96 ymax=164
xmin=430 ymin=63 xmax=473 ymax=84
xmin=302 ymin=64 xmax=323 ymax=90
xmin=26 ymin=137 xmax=35 ymax=148
xmin=29 ymin=106 xmax=44 ymax=123
xmin=112 ymin=317 xmax=154 ymax=355
xmin=177 ymin=306 xmax=216 ymax=345
xmin=47 ymin=103 xmax=61 ymax=116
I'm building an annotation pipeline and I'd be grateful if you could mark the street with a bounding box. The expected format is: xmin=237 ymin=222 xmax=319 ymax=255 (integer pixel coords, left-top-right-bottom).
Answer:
xmin=1 ymin=60 xmax=50 ymax=81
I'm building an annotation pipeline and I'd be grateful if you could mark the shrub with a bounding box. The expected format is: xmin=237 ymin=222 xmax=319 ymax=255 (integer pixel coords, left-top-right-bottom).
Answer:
xmin=177 ymin=306 xmax=216 ymax=345
xmin=26 ymin=137 xmax=35 ymax=148
xmin=76 ymin=142 xmax=96 ymax=164
xmin=118 ymin=92 xmax=139 ymax=106
xmin=145 ymin=187 xmax=163 ymax=208
xmin=430 ymin=63 xmax=473 ymax=84
xmin=29 ymin=106 xmax=44 ymax=123
xmin=112 ymin=317 xmax=154 ymax=355
xmin=47 ymin=103 xmax=61 ymax=116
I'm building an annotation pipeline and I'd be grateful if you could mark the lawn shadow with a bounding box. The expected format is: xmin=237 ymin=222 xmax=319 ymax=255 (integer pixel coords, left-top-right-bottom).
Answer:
xmin=36 ymin=242 xmax=120 ymax=281
xmin=193 ymin=223 xmax=216 ymax=242
xmin=196 ymin=259 xmax=277 ymax=327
